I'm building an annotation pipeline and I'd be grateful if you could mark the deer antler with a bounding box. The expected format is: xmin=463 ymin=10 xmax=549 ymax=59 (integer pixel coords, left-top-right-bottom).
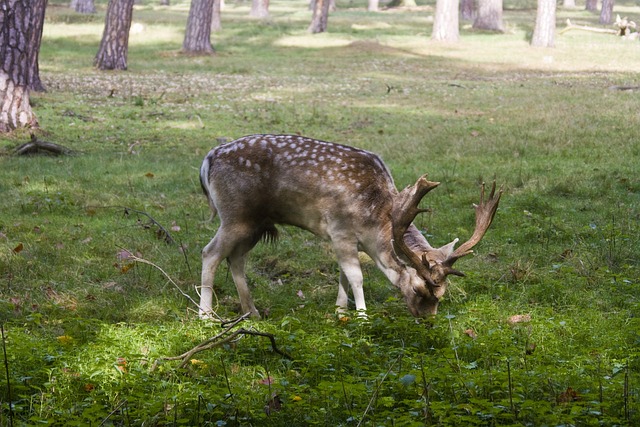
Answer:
xmin=391 ymin=175 xmax=440 ymax=295
xmin=444 ymin=181 xmax=502 ymax=266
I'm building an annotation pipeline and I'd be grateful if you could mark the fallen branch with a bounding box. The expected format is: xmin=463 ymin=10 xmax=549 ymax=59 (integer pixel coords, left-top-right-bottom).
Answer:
xmin=151 ymin=313 xmax=292 ymax=371
xmin=122 ymin=207 xmax=175 ymax=244
xmin=127 ymin=254 xmax=292 ymax=370
xmin=559 ymin=19 xmax=617 ymax=35
xmin=14 ymin=134 xmax=74 ymax=156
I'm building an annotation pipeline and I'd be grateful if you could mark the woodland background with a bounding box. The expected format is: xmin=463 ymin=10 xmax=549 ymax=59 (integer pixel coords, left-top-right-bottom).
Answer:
xmin=1 ymin=0 xmax=639 ymax=425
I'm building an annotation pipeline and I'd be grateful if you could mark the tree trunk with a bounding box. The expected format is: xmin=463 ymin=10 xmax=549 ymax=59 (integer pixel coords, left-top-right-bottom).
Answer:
xmin=460 ymin=0 xmax=475 ymax=21
xmin=28 ymin=0 xmax=47 ymax=92
xmin=183 ymin=0 xmax=215 ymax=53
xmin=585 ymin=0 xmax=597 ymax=12
xmin=473 ymin=0 xmax=503 ymax=31
xmin=250 ymin=0 xmax=269 ymax=18
xmin=70 ymin=0 xmax=97 ymax=13
xmin=94 ymin=0 xmax=134 ymax=70
xmin=211 ymin=0 xmax=222 ymax=32
xmin=531 ymin=0 xmax=556 ymax=47
xmin=367 ymin=0 xmax=379 ymax=12
xmin=308 ymin=0 xmax=331 ymax=33
xmin=432 ymin=0 xmax=460 ymax=42
xmin=160 ymin=0 xmax=170 ymax=5
xmin=599 ymin=0 xmax=614 ymax=24
xmin=0 ymin=0 xmax=40 ymax=132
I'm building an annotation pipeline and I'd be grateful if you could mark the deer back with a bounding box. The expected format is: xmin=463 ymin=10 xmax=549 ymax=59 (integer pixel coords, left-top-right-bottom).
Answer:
xmin=200 ymin=134 xmax=398 ymax=237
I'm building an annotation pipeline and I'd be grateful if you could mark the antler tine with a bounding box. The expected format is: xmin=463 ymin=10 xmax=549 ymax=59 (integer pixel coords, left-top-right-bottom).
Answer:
xmin=391 ymin=175 xmax=440 ymax=293
xmin=446 ymin=181 xmax=502 ymax=265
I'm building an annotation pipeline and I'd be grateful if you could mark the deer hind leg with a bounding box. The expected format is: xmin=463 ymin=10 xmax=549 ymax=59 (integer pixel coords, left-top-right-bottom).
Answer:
xmin=200 ymin=224 xmax=261 ymax=319
xmin=228 ymin=250 xmax=260 ymax=318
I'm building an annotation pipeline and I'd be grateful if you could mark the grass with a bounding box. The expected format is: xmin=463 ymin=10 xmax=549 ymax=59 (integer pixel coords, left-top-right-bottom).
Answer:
xmin=1 ymin=0 xmax=640 ymax=425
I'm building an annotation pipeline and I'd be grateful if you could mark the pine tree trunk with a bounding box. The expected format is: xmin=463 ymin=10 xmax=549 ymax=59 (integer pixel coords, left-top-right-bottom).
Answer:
xmin=0 ymin=0 xmax=39 ymax=132
xmin=250 ymin=0 xmax=269 ymax=18
xmin=585 ymin=0 xmax=597 ymax=12
xmin=183 ymin=0 xmax=215 ymax=53
xmin=460 ymin=0 xmax=476 ymax=21
xmin=473 ymin=0 xmax=503 ymax=31
xmin=71 ymin=0 xmax=97 ymax=14
xmin=94 ymin=0 xmax=134 ymax=70
xmin=28 ymin=0 xmax=48 ymax=92
xmin=211 ymin=0 xmax=222 ymax=32
xmin=531 ymin=0 xmax=556 ymax=47
xmin=432 ymin=0 xmax=460 ymax=42
xmin=308 ymin=0 xmax=330 ymax=33
xmin=599 ymin=0 xmax=614 ymax=24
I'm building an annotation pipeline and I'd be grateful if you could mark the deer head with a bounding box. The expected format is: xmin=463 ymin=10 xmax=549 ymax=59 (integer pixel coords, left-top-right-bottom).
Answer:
xmin=392 ymin=177 xmax=502 ymax=316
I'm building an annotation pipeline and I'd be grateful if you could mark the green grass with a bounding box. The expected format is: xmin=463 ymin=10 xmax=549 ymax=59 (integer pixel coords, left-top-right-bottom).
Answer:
xmin=1 ymin=0 xmax=640 ymax=425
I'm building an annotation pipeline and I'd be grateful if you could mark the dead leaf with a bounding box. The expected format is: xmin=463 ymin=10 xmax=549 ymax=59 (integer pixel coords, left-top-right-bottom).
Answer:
xmin=259 ymin=376 xmax=275 ymax=385
xmin=170 ymin=221 xmax=181 ymax=232
xmin=557 ymin=386 xmax=579 ymax=404
xmin=464 ymin=329 xmax=478 ymax=339
xmin=116 ymin=357 xmax=128 ymax=373
xmin=264 ymin=392 xmax=283 ymax=415
xmin=120 ymin=263 xmax=135 ymax=273
xmin=145 ymin=172 xmax=155 ymax=178
xmin=296 ymin=290 xmax=305 ymax=300
xmin=13 ymin=243 xmax=24 ymax=253
xmin=0 ymin=232 xmax=7 ymax=240
xmin=81 ymin=237 xmax=92 ymax=244
xmin=507 ymin=314 xmax=531 ymax=325
xmin=116 ymin=249 xmax=133 ymax=261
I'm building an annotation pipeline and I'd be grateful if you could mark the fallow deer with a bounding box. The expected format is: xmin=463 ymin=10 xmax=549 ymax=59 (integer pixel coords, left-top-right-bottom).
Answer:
xmin=199 ymin=134 xmax=501 ymax=319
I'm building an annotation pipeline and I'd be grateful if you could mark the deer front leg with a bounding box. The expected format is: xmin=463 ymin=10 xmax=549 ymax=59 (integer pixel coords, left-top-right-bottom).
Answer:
xmin=336 ymin=269 xmax=349 ymax=313
xmin=333 ymin=245 xmax=367 ymax=316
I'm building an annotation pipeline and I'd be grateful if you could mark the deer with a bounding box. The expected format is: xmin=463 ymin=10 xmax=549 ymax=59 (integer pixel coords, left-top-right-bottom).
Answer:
xmin=198 ymin=134 xmax=501 ymax=319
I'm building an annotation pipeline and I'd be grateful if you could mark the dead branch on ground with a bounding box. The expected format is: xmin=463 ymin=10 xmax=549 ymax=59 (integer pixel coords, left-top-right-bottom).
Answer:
xmin=559 ymin=19 xmax=617 ymax=35
xmin=122 ymin=207 xmax=176 ymax=244
xmin=126 ymin=254 xmax=292 ymax=371
xmin=151 ymin=313 xmax=292 ymax=371
xmin=14 ymin=134 xmax=74 ymax=156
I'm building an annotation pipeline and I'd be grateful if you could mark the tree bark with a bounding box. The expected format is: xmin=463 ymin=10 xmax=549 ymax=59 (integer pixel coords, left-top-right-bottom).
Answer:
xmin=531 ymin=0 xmax=556 ymax=47
xmin=28 ymin=0 xmax=47 ymax=92
xmin=473 ymin=0 xmax=503 ymax=31
xmin=460 ymin=0 xmax=475 ymax=21
xmin=585 ymin=0 xmax=597 ymax=12
xmin=0 ymin=0 xmax=40 ymax=132
xmin=367 ymin=0 xmax=379 ymax=12
xmin=308 ymin=0 xmax=331 ymax=33
xmin=250 ymin=0 xmax=269 ymax=19
xmin=599 ymin=0 xmax=614 ymax=24
xmin=211 ymin=0 xmax=222 ymax=32
xmin=183 ymin=0 xmax=215 ymax=53
xmin=70 ymin=0 xmax=97 ymax=14
xmin=94 ymin=0 xmax=134 ymax=70
xmin=432 ymin=0 xmax=460 ymax=42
